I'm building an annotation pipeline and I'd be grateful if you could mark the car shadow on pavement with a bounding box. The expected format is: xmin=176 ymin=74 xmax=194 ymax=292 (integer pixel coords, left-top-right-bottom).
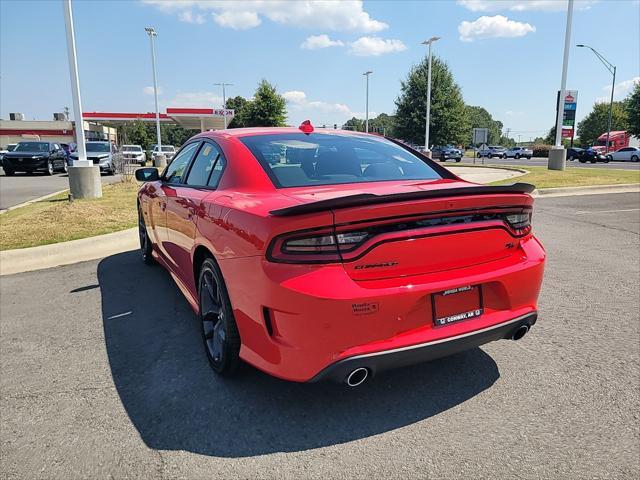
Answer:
xmin=98 ymin=251 xmax=500 ymax=458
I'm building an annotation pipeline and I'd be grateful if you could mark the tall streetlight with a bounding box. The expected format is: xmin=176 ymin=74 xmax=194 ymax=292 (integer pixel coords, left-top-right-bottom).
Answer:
xmin=577 ymin=44 xmax=616 ymax=153
xmin=422 ymin=36 xmax=440 ymax=153
xmin=549 ymin=0 xmax=574 ymax=171
xmin=145 ymin=27 xmax=162 ymax=157
xmin=214 ymin=82 xmax=233 ymax=128
xmin=63 ymin=0 xmax=101 ymax=199
xmin=362 ymin=71 xmax=372 ymax=133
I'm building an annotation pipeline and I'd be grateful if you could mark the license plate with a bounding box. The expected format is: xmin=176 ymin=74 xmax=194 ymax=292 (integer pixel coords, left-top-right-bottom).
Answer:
xmin=431 ymin=285 xmax=483 ymax=327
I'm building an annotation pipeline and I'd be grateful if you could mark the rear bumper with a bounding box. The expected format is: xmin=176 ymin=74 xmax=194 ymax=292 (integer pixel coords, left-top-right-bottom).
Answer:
xmin=309 ymin=312 xmax=537 ymax=382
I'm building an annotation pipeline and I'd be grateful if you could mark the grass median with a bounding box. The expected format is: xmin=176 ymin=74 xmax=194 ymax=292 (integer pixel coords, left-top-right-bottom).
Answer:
xmin=486 ymin=165 xmax=640 ymax=188
xmin=0 ymin=181 xmax=139 ymax=251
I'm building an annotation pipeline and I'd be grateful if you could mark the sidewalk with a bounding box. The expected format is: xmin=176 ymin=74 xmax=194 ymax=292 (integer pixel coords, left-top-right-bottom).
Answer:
xmin=445 ymin=165 xmax=526 ymax=184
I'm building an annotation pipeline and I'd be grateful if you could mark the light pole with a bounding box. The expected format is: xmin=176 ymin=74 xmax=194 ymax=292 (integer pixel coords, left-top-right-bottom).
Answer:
xmin=362 ymin=71 xmax=372 ymax=133
xmin=145 ymin=27 xmax=162 ymax=160
xmin=422 ymin=36 xmax=440 ymax=153
xmin=63 ymin=0 xmax=101 ymax=199
xmin=577 ymin=44 xmax=616 ymax=153
xmin=549 ymin=0 xmax=574 ymax=171
xmin=214 ymin=82 xmax=233 ymax=128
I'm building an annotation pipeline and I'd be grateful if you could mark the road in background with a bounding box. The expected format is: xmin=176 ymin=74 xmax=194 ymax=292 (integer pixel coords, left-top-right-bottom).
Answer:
xmin=0 ymin=169 xmax=123 ymax=210
xmin=1 ymin=193 xmax=638 ymax=479
xmin=454 ymin=156 xmax=640 ymax=171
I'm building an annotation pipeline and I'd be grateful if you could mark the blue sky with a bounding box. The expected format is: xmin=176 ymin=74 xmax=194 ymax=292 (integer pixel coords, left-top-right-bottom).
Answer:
xmin=1 ymin=0 xmax=638 ymax=141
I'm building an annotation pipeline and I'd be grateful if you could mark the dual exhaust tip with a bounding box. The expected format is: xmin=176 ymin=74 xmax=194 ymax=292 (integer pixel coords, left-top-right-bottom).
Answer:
xmin=344 ymin=323 xmax=530 ymax=387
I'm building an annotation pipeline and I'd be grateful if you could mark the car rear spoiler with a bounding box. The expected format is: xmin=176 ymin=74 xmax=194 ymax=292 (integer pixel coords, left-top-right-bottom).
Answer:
xmin=270 ymin=183 xmax=536 ymax=217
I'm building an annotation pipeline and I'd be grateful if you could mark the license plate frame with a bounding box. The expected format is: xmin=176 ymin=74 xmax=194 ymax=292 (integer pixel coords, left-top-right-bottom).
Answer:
xmin=431 ymin=284 xmax=484 ymax=327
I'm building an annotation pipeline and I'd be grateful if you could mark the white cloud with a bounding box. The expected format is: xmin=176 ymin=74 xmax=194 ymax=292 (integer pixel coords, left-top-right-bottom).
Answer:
xmin=301 ymin=34 xmax=344 ymax=50
xmin=165 ymin=91 xmax=224 ymax=108
xmin=283 ymin=90 xmax=372 ymax=126
xmin=143 ymin=86 xmax=163 ymax=95
xmin=142 ymin=1 xmax=387 ymax=32
xmin=458 ymin=0 xmax=598 ymax=12
xmin=178 ymin=10 xmax=205 ymax=24
xmin=596 ymin=76 xmax=640 ymax=103
xmin=348 ymin=36 xmax=407 ymax=56
xmin=213 ymin=10 xmax=261 ymax=29
xmin=458 ymin=15 xmax=535 ymax=42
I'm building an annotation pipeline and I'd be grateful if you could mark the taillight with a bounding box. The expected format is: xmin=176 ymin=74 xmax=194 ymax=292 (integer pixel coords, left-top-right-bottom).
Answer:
xmin=269 ymin=229 xmax=371 ymax=263
xmin=505 ymin=212 xmax=532 ymax=235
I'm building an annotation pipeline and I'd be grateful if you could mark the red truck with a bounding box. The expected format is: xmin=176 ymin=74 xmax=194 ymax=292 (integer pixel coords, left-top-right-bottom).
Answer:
xmin=592 ymin=131 xmax=640 ymax=154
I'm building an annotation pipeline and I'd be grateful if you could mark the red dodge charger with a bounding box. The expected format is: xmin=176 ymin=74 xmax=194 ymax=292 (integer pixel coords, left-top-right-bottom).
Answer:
xmin=136 ymin=124 xmax=545 ymax=386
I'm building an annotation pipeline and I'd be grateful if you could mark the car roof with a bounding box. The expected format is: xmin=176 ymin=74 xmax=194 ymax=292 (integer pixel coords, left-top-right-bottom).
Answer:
xmin=193 ymin=126 xmax=376 ymax=141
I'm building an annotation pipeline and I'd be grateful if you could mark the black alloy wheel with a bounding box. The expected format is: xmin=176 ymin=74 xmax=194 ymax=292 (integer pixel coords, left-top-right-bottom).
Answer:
xmin=198 ymin=258 xmax=241 ymax=376
xmin=138 ymin=209 xmax=155 ymax=265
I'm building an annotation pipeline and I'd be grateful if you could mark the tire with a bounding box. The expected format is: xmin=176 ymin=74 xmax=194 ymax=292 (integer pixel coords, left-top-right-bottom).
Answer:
xmin=579 ymin=159 xmax=586 ymax=163
xmin=62 ymin=161 xmax=68 ymax=173
xmin=502 ymin=154 xmax=508 ymax=159
xmin=590 ymin=159 xmax=597 ymax=164
xmin=568 ymin=155 xmax=574 ymax=161
xmin=45 ymin=160 xmax=54 ymax=176
xmin=198 ymin=257 xmax=241 ymax=376
xmin=603 ymin=158 xmax=609 ymax=163
xmin=606 ymin=155 xmax=613 ymax=162
xmin=138 ymin=209 xmax=155 ymax=265
xmin=455 ymin=158 xmax=461 ymax=162
xmin=515 ymin=154 xmax=520 ymax=159
xmin=631 ymin=155 xmax=639 ymax=162
xmin=4 ymin=167 xmax=14 ymax=176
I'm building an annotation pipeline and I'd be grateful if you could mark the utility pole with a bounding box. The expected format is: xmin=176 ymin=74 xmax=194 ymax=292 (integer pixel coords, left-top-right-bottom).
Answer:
xmin=577 ymin=44 xmax=616 ymax=153
xmin=63 ymin=0 xmax=101 ymax=198
xmin=362 ymin=71 xmax=372 ymax=133
xmin=145 ymin=27 xmax=164 ymax=167
xmin=422 ymin=36 xmax=441 ymax=154
xmin=549 ymin=0 xmax=574 ymax=171
xmin=214 ymin=83 xmax=233 ymax=128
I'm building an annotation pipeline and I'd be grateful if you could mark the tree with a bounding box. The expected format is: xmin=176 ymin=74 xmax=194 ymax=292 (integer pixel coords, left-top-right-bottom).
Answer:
xmin=342 ymin=117 xmax=364 ymax=131
xmin=576 ymin=101 xmax=628 ymax=145
xmin=369 ymin=113 xmax=396 ymax=136
xmin=241 ymin=80 xmax=287 ymax=127
xmin=118 ymin=120 xmax=150 ymax=150
xmin=464 ymin=106 xmax=503 ymax=145
xmin=225 ymin=95 xmax=249 ymax=128
xmin=394 ymin=56 xmax=469 ymax=146
xmin=624 ymin=80 xmax=640 ymax=137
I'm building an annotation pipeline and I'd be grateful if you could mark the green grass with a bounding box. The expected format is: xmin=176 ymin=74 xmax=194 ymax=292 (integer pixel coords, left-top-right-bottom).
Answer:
xmin=489 ymin=165 xmax=640 ymax=189
xmin=0 ymin=180 xmax=139 ymax=250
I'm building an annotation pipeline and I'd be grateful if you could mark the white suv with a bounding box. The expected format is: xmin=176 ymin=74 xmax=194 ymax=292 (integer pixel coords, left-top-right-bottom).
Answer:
xmin=151 ymin=145 xmax=177 ymax=163
xmin=503 ymin=146 xmax=533 ymax=159
xmin=121 ymin=145 xmax=146 ymax=166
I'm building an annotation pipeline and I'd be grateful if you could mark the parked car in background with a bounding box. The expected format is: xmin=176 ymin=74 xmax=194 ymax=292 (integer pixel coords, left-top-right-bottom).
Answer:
xmin=580 ymin=147 xmax=609 ymax=164
xmin=503 ymin=146 xmax=533 ymax=159
xmin=479 ymin=145 xmax=506 ymax=158
xmin=431 ymin=145 xmax=462 ymax=162
xmin=151 ymin=145 xmax=177 ymax=163
xmin=135 ymin=125 xmax=545 ymax=385
xmin=121 ymin=145 xmax=146 ymax=166
xmin=70 ymin=141 xmax=117 ymax=175
xmin=606 ymin=146 xmax=640 ymax=162
xmin=566 ymin=147 xmax=584 ymax=161
xmin=2 ymin=141 xmax=68 ymax=176
xmin=0 ymin=143 xmax=17 ymax=168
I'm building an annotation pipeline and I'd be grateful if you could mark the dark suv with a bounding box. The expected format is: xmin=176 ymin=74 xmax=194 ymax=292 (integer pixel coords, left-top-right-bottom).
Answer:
xmin=2 ymin=141 xmax=68 ymax=176
xmin=431 ymin=145 xmax=462 ymax=162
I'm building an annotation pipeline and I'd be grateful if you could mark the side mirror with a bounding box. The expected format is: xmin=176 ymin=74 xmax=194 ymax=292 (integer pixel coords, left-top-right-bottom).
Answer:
xmin=135 ymin=167 xmax=159 ymax=182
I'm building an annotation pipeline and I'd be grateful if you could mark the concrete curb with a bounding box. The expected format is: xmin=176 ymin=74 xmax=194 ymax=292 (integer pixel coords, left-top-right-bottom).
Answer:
xmin=0 ymin=227 xmax=138 ymax=276
xmin=533 ymin=183 xmax=640 ymax=198
xmin=0 ymin=183 xmax=638 ymax=276
xmin=0 ymin=188 xmax=69 ymax=214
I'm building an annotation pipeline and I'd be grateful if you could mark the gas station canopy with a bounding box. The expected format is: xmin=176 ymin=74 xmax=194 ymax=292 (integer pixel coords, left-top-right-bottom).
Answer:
xmin=83 ymin=107 xmax=234 ymax=131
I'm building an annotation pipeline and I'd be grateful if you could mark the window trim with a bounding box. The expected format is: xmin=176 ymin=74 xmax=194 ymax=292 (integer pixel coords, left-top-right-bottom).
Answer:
xmin=181 ymin=139 xmax=227 ymax=190
xmin=161 ymin=140 xmax=202 ymax=185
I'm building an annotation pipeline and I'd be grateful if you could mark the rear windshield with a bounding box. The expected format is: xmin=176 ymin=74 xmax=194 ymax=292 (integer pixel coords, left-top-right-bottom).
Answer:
xmin=239 ymin=133 xmax=442 ymax=188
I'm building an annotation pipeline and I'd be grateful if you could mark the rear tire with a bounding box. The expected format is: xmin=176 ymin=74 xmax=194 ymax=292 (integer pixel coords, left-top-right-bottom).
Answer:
xmin=4 ymin=168 xmax=14 ymax=176
xmin=631 ymin=155 xmax=639 ymax=162
xmin=455 ymin=158 xmax=461 ymax=162
xmin=198 ymin=257 xmax=241 ymax=377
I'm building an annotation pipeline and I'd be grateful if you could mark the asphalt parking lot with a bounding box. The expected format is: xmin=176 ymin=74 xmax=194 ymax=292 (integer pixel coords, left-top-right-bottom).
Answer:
xmin=458 ymin=156 xmax=640 ymax=171
xmin=0 ymin=169 xmax=124 ymax=210
xmin=1 ymin=192 xmax=638 ymax=479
